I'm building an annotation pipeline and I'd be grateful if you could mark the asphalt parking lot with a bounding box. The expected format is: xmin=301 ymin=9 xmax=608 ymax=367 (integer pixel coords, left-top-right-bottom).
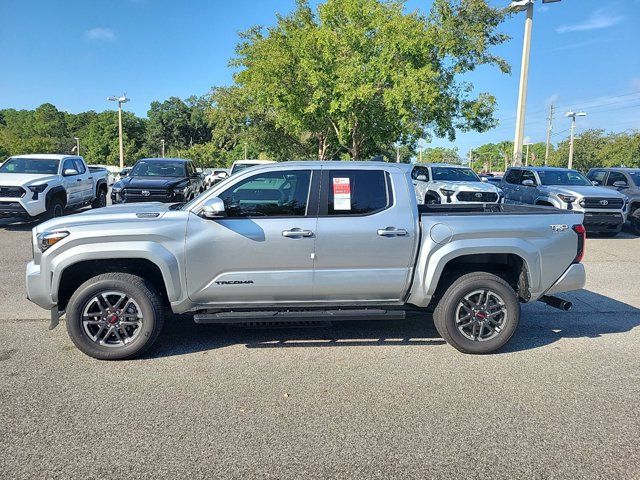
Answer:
xmin=0 ymin=214 xmax=639 ymax=479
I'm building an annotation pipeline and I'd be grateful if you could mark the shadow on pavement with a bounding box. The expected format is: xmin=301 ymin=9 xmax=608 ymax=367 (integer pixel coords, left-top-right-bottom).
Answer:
xmin=0 ymin=217 xmax=41 ymax=231
xmin=145 ymin=289 xmax=640 ymax=359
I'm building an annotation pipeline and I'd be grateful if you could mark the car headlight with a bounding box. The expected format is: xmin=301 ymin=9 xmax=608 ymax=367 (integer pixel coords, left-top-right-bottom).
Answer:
xmin=28 ymin=183 xmax=48 ymax=200
xmin=557 ymin=194 xmax=576 ymax=203
xmin=111 ymin=187 xmax=122 ymax=193
xmin=439 ymin=188 xmax=455 ymax=196
xmin=36 ymin=230 xmax=69 ymax=252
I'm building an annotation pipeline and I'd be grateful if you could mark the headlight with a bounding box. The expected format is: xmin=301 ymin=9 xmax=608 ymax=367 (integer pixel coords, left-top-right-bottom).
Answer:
xmin=439 ymin=188 xmax=455 ymax=196
xmin=112 ymin=187 xmax=122 ymax=193
xmin=557 ymin=194 xmax=576 ymax=203
xmin=28 ymin=183 xmax=48 ymax=200
xmin=36 ymin=230 xmax=69 ymax=252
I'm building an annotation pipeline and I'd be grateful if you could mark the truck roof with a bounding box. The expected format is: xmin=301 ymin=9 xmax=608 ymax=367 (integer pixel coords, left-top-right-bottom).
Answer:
xmin=412 ymin=163 xmax=470 ymax=169
xmin=9 ymin=154 xmax=81 ymax=160
xmin=247 ymin=160 xmax=414 ymax=172
xmin=136 ymin=157 xmax=191 ymax=163
xmin=588 ymin=167 xmax=640 ymax=172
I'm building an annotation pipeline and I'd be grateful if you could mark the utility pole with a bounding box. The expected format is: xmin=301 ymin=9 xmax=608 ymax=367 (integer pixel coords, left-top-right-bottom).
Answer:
xmin=545 ymin=103 xmax=554 ymax=165
xmin=161 ymin=139 xmax=165 ymax=158
xmin=396 ymin=145 xmax=400 ymax=163
xmin=73 ymin=137 xmax=80 ymax=156
xmin=524 ymin=143 xmax=532 ymax=166
xmin=511 ymin=1 xmax=533 ymax=166
xmin=566 ymin=111 xmax=587 ymax=170
xmin=244 ymin=143 xmax=248 ymax=160
xmin=107 ymin=95 xmax=130 ymax=170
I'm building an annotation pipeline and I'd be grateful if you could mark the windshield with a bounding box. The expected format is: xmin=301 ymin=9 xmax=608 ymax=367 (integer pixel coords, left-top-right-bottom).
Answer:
xmin=538 ymin=170 xmax=591 ymax=186
xmin=431 ymin=167 xmax=481 ymax=182
xmin=231 ymin=163 xmax=259 ymax=175
xmin=0 ymin=157 xmax=59 ymax=175
xmin=130 ymin=161 xmax=186 ymax=177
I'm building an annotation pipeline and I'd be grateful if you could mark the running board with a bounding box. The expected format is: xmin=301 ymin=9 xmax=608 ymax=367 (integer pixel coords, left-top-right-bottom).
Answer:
xmin=193 ymin=309 xmax=406 ymax=325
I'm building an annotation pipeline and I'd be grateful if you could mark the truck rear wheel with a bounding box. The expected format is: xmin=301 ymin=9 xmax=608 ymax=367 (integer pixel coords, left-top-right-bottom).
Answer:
xmin=433 ymin=272 xmax=520 ymax=354
xmin=65 ymin=273 xmax=165 ymax=360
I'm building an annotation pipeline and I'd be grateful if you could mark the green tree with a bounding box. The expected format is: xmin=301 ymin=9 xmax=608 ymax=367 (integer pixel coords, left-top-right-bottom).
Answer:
xmin=231 ymin=0 xmax=509 ymax=160
xmin=422 ymin=147 xmax=462 ymax=164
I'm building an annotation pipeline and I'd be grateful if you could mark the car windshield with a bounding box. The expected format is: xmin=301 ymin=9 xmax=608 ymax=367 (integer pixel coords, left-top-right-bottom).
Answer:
xmin=431 ymin=167 xmax=481 ymax=182
xmin=130 ymin=161 xmax=186 ymax=177
xmin=538 ymin=170 xmax=591 ymax=186
xmin=0 ymin=158 xmax=60 ymax=174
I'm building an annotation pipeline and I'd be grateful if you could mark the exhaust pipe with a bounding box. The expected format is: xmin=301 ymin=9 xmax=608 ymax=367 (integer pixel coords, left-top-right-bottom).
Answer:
xmin=540 ymin=295 xmax=573 ymax=311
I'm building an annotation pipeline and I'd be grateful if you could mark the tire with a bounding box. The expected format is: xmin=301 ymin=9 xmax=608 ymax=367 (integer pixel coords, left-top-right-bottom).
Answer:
xmin=65 ymin=273 xmax=165 ymax=360
xmin=433 ymin=272 xmax=520 ymax=354
xmin=91 ymin=187 xmax=107 ymax=209
xmin=46 ymin=197 xmax=65 ymax=219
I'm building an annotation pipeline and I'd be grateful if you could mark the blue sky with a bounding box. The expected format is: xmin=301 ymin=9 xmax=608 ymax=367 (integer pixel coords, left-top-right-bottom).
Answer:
xmin=1 ymin=0 xmax=639 ymax=157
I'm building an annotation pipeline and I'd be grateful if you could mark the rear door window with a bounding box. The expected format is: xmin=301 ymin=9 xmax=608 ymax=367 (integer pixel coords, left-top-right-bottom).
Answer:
xmin=324 ymin=170 xmax=391 ymax=216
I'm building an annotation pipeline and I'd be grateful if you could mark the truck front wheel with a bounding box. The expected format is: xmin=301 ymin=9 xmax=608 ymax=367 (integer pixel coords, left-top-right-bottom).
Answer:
xmin=433 ymin=272 xmax=520 ymax=354
xmin=92 ymin=187 xmax=107 ymax=209
xmin=65 ymin=273 xmax=165 ymax=360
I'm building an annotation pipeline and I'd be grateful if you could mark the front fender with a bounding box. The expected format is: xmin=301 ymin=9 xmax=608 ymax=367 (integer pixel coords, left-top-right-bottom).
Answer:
xmin=49 ymin=241 xmax=183 ymax=304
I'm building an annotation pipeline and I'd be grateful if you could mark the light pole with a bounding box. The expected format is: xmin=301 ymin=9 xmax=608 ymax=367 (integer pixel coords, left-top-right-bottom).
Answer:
xmin=161 ymin=139 xmax=165 ymax=158
xmin=107 ymin=95 xmax=130 ymax=169
xmin=510 ymin=0 xmax=562 ymax=166
xmin=565 ymin=111 xmax=586 ymax=170
xmin=73 ymin=137 xmax=80 ymax=156
xmin=524 ymin=142 xmax=533 ymax=166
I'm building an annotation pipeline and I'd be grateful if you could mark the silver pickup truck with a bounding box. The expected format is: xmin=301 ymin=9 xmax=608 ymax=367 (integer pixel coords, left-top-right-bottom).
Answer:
xmin=26 ymin=162 xmax=586 ymax=359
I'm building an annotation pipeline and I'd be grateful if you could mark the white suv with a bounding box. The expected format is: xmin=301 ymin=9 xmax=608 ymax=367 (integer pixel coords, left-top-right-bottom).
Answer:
xmin=411 ymin=163 xmax=503 ymax=205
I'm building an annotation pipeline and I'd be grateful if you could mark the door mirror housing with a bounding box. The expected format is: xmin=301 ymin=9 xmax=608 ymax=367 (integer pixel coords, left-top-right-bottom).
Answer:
xmin=201 ymin=197 xmax=226 ymax=219
xmin=63 ymin=168 xmax=79 ymax=176
xmin=591 ymin=180 xmax=599 ymax=186
xmin=416 ymin=174 xmax=427 ymax=181
xmin=522 ymin=179 xmax=535 ymax=187
xmin=613 ymin=181 xmax=628 ymax=188
xmin=480 ymin=177 xmax=488 ymax=183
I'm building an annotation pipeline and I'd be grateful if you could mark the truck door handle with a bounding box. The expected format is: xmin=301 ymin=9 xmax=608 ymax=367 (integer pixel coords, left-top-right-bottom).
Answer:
xmin=282 ymin=228 xmax=314 ymax=238
xmin=377 ymin=228 xmax=408 ymax=237
xmin=76 ymin=179 xmax=82 ymax=182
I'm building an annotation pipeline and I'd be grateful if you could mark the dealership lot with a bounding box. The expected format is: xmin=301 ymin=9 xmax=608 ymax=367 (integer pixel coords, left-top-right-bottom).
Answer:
xmin=0 ymin=217 xmax=639 ymax=479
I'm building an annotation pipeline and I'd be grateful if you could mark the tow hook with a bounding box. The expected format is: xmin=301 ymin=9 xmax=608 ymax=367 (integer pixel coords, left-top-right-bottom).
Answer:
xmin=539 ymin=295 xmax=573 ymax=311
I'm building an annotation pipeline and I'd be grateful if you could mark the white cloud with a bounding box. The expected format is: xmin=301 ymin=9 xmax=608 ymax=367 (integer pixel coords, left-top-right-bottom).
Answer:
xmin=556 ymin=9 xmax=622 ymax=33
xmin=545 ymin=94 xmax=559 ymax=107
xmin=84 ymin=27 xmax=115 ymax=42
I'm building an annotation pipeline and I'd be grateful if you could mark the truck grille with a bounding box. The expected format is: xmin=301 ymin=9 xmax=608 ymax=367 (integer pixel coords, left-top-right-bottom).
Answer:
xmin=456 ymin=191 xmax=499 ymax=203
xmin=122 ymin=188 xmax=171 ymax=202
xmin=579 ymin=197 xmax=624 ymax=210
xmin=0 ymin=186 xmax=26 ymax=198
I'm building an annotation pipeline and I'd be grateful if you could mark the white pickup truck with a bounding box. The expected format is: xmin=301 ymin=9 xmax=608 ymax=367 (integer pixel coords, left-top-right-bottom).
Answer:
xmin=0 ymin=154 xmax=108 ymax=220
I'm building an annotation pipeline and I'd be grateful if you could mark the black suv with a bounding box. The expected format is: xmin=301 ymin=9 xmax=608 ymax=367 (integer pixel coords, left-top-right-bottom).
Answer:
xmin=587 ymin=167 xmax=640 ymax=234
xmin=111 ymin=158 xmax=204 ymax=204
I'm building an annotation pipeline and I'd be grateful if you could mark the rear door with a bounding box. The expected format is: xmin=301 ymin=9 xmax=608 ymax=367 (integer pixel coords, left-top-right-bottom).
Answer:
xmin=313 ymin=167 xmax=418 ymax=302
xmin=185 ymin=167 xmax=319 ymax=305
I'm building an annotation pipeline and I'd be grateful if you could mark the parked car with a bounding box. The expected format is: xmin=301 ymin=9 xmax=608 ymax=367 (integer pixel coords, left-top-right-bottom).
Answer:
xmin=27 ymin=161 xmax=585 ymax=360
xmin=486 ymin=176 xmax=503 ymax=187
xmin=500 ymin=166 xmax=627 ymax=235
xmin=230 ymin=159 xmax=275 ymax=176
xmin=411 ymin=163 xmax=503 ymax=205
xmin=116 ymin=167 xmax=132 ymax=182
xmin=0 ymin=154 xmax=108 ymax=220
xmin=587 ymin=167 xmax=640 ymax=235
xmin=89 ymin=165 xmax=116 ymax=185
xmin=204 ymin=169 xmax=229 ymax=188
xmin=111 ymin=158 xmax=204 ymax=204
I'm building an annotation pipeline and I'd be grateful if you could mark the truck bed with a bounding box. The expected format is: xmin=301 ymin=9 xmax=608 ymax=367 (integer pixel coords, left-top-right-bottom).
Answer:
xmin=418 ymin=203 xmax=576 ymax=216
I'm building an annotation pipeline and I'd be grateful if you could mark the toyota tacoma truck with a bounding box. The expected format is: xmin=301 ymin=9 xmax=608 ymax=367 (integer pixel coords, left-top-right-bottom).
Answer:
xmin=26 ymin=161 xmax=586 ymax=360
xmin=500 ymin=166 xmax=627 ymax=235
xmin=411 ymin=163 xmax=503 ymax=205
xmin=0 ymin=154 xmax=108 ymax=220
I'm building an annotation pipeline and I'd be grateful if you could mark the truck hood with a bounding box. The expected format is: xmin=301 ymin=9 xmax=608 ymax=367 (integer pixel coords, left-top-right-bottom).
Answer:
xmin=0 ymin=173 xmax=57 ymax=186
xmin=35 ymin=202 xmax=176 ymax=233
xmin=431 ymin=181 xmax=500 ymax=193
xmin=539 ymin=185 xmax=627 ymax=198
xmin=119 ymin=176 xmax=187 ymax=189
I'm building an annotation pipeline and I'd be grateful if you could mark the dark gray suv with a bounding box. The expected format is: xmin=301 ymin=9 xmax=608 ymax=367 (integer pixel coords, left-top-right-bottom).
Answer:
xmin=587 ymin=168 xmax=640 ymax=235
xmin=501 ymin=166 xmax=628 ymax=235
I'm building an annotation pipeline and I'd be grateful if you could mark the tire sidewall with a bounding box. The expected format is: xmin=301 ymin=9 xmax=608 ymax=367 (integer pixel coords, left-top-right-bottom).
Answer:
xmin=66 ymin=277 xmax=159 ymax=360
xmin=439 ymin=275 xmax=520 ymax=354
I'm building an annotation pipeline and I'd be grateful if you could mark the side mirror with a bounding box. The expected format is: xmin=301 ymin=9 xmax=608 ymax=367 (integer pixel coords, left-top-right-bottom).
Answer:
xmin=219 ymin=172 xmax=228 ymax=178
xmin=201 ymin=196 xmax=226 ymax=219
xmin=522 ymin=179 xmax=535 ymax=187
xmin=63 ymin=168 xmax=79 ymax=176
xmin=591 ymin=180 xmax=599 ymax=186
xmin=613 ymin=181 xmax=628 ymax=188
xmin=416 ymin=174 xmax=427 ymax=181
xmin=480 ymin=177 xmax=488 ymax=183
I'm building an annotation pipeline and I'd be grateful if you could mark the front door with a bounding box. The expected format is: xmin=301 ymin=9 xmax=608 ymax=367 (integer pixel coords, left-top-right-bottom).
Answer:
xmin=185 ymin=168 xmax=319 ymax=306
xmin=313 ymin=168 xmax=417 ymax=302
xmin=60 ymin=158 xmax=83 ymax=206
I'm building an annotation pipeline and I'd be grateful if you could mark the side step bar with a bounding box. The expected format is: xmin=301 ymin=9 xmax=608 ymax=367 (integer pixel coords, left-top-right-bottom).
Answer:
xmin=193 ymin=309 xmax=406 ymax=325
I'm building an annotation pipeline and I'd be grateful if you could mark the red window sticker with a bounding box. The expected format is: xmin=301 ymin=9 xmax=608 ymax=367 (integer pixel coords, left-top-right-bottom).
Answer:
xmin=332 ymin=177 xmax=351 ymax=210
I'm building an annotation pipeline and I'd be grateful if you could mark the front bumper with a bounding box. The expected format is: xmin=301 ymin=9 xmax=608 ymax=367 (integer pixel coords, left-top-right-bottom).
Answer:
xmin=545 ymin=263 xmax=586 ymax=295
xmin=26 ymin=260 xmax=55 ymax=310
xmin=582 ymin=211 xmax=625 ymax=232
xmin=0 ymin=195 xmax=46 ymax=218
